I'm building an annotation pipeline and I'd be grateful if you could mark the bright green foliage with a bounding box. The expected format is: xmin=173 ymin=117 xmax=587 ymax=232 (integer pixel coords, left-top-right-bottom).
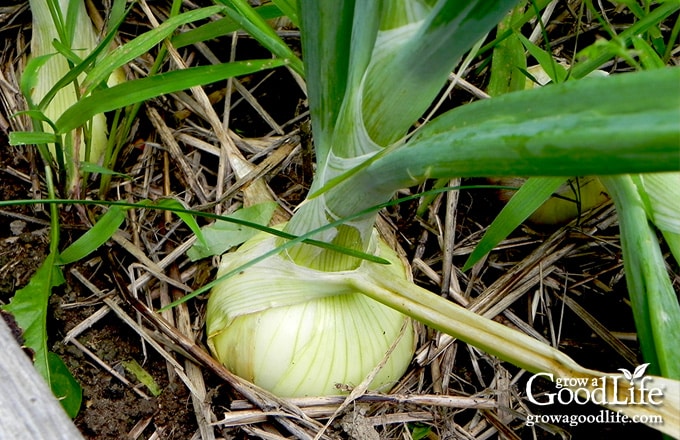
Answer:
xmin=55 ymin=59 xmax=287 ymax=134
xmin=463 ymin=177 xmax=564 ymax=271
xmin=1 ymin=254 xmax=80 ymax=417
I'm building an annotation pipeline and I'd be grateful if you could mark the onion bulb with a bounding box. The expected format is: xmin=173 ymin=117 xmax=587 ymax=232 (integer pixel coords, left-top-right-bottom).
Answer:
xmin=489 ymin=176 xmax=610 ymax=225
xmin=488 ymin=65 xmax=610 ymax=225
xmin=206 ymin=227 xmax=415 ymax=397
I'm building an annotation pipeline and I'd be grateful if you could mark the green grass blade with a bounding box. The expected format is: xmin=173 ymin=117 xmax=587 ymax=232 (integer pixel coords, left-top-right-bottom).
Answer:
xmin=171 ymin=4 xmax=284 ymax=48
xmin=55 ymin=59 xmax=286 ymax=133
xmin=601 ymin=176 xmax=680 ymax=379
xmin=122 ymin=359 xmax=162 ymax=396
xmin=78 ymin=162 xmax=130 ymax=178
xmin=213 ymin=0 xmax=303 ymax=75
xmin=33 ymin=1 xmax=132 ymax=112
xmin=272 ymin=0 xmax=298 ymax=27
xmin=155 ymin=198 xmax=209 ymax=251
xmin=517 ymin=32 xmax=567 ymax=83
xmin=82 ymin=5 xmax=227 ymax=92
xmin=57 ymin=207 xmax=126 ymax=265
xmin=479 ymin=0 xmax=552 ymax=55
xmin=463 ymin=177 xmax=565 ymax=271
xmin=0 ymin=198 xmax=389 ymax=265
xmin=9 ymin=131 xmax=59 ymax=145
xmin=631 ymin=35 xmax=666 ymax=70
xmin=570 ymin=1 xmax=680 ymax=79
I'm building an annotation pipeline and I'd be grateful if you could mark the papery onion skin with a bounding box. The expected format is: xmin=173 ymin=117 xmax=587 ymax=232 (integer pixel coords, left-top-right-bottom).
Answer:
xmin=206 ymin=229 xmax=416 ymax=397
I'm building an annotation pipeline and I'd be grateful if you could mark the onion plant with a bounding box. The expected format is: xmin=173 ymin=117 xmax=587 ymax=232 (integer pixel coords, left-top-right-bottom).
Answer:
xmin=8 ymin=0 xmax=677 ymax=434
xmin=25 ymin=0 xmax=124 ymax=192
xmin=204 ymin=0 xmax=680 ymax=435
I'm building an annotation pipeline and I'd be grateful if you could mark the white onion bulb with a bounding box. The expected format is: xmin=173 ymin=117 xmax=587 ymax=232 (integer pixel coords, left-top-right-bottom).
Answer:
xmin=206 ymin=228 xmax=415 ymax=397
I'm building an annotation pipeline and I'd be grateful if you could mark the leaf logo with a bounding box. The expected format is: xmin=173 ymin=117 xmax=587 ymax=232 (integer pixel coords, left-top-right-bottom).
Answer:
xmin=618 ymin=363 xmax=650 ymax=384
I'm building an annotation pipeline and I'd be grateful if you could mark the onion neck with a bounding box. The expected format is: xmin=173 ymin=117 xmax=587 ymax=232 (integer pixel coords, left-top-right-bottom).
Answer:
xmin=282 ymin=194 xmax=378 ymax=271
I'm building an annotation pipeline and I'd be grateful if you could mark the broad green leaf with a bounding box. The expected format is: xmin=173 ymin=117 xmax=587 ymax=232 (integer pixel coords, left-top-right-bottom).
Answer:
xmin=2 ymin=253 xmax=65 ymax=386
xmin=187 ymin=202 xmax=278 ymax=260
xmin=361 ymin=0 xmax=520 ymax=145
xmin=47 ymin=352 xmax=82 ymax=418
xmin=58 ymin=207 xmax=126 ymax=265
xmin=463 ymin=177 xmax=565 ymax=271
xmin=55 ymin=58 xmax=287 ymax=133
xmin=325 ymin=68 xmax=680 ymax=219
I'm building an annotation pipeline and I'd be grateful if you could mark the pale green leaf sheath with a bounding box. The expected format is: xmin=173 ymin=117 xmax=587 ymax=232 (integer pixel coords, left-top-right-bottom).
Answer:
xmin=29 ymin=0 xmax=117 ymax=166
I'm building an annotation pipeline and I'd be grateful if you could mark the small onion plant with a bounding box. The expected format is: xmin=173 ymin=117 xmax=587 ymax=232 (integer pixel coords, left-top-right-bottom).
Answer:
xmin=26 ymin=0 xmax=124 ymax=192
xmin=203 ymin=1 xmax=680 ymax=435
